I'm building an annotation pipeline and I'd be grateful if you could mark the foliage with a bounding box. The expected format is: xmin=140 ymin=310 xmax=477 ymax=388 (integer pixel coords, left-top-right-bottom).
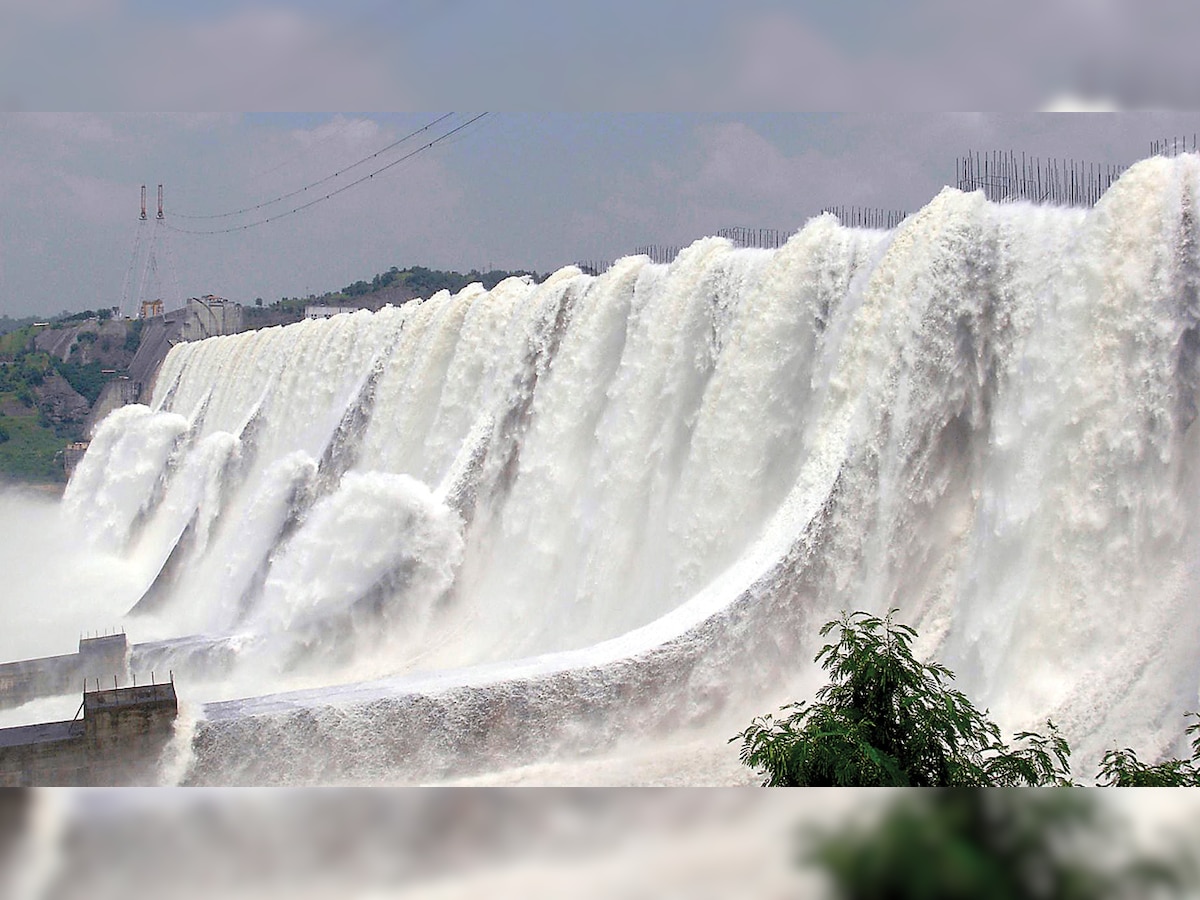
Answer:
xmin=254 ymin=266 xmax=548 ymax=324
xmin=0 ymin=315 xmax=40 ymax=337
xmin=736 ymin=611 xmax=1200 ymax=789
xmin=329 ymin=264 xmax=546 ymax=305
xmin=51 ymin=359 xmax=107 ymax=404
xmin=124 ymin=317 xmax=144 ymax=353
xmin=733 ymin=611 xmax=1072 ymax=786
xmin=54 ymin=307 xmax=115 ymax=324
xmin=0 ymin=411 xmax=68 ymax=482
xmin=0 ymin=312 xmax=142 ymax=483
xmin=808 ymin=790 xmax=1197 ymax=900
xmin=55 ymin=308 xmax=104 ymax=323
xmin=1096 ymin=714 xmax=1200 ymax=786
xmin=0 ymin=327 xmax=34 ymax=357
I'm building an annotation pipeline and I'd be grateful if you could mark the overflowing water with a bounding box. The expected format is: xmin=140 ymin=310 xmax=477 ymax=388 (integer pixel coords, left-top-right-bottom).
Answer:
xmin=18 ymin=154 xmax=1200 ymax=783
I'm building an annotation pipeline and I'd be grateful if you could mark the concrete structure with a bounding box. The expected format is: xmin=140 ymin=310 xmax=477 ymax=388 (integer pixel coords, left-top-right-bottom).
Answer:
xmin=125 ymin=296 xmax=244 ymax=403
xmin=139 ymin=299 xmax=164 ymax=319
xmin=0 ymin=681 xmax=177 ymax=786
xmin=305 ymin=304 xmax=357 ymax=319
xmin=0 ymin=633 xmax=129 ymax=711
xmin=180 ymin=295 xmax=243 ymax=342
xmin=127 ymin=308 xmax=186 ymax=398
xmin=84 ymin=376 xmax=139 ymax=438
xmin=63 ymin=441 xmax=90 ymax=479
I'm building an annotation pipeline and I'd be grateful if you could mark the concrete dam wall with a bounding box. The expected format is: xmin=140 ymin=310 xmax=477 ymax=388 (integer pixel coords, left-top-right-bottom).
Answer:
xmin=0 ymin=681 xmax=177 ymax=786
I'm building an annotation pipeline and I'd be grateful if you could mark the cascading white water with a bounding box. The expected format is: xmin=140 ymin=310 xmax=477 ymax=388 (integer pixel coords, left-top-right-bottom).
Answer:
xmin=48 ymin=155 xmax=1200 ymax=783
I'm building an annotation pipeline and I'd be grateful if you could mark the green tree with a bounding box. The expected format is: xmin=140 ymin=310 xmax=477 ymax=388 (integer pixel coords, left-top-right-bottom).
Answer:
xmin=124 ymin=317 xmax=144 ymax=352
xmin=733 ymin=611 xmax=1071 ymax=786
xmin=1095 ymin=714 xmax=1200 ymax=786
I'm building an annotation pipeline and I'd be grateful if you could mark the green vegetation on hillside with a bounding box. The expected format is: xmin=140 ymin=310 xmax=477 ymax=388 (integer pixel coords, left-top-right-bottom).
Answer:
xmin=243 ymin=264 xmax=548 ymax=330
xmin=0 ymin=314 xmax=42 ymax=337
xmin=0 ymin=316 xmax=139 ymax=483
xmin=332 ymin=264 xmax=545 ymax=301
xmin=0 ymin=410 xmax=70 ymax=482
xmin=124 ymin=317 xmax=144 ymax=353
xmin=0 ymin=341 xmax=70 ymax=482
xmin=53 ymin=307 xmax=113 ymax=325
xmin=52 ymin=359 xmax=108 ymax=405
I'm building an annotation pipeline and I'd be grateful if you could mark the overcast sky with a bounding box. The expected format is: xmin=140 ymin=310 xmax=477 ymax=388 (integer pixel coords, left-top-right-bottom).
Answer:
xmin=4 ymin=2 xmax=1200 ymax=316
xmin=7 ymin=1 xmax=1200 ymax=109
xmin=5 ymin=112 xmax=1200 ymax=317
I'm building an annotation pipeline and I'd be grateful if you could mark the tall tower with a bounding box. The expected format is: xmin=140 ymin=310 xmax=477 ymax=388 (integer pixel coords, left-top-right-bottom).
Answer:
xmin=120 ymin=183 xmax=182 ymax=319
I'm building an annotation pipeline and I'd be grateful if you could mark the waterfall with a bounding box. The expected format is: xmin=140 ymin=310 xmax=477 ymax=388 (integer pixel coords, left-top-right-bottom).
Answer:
xmin=55 ymin=155 xmax=1200 ymax=783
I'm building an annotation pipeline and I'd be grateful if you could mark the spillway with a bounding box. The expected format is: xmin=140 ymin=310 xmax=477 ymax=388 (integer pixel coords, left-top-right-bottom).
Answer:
xmin=49 ymin=154 xmax=1200 ymax=783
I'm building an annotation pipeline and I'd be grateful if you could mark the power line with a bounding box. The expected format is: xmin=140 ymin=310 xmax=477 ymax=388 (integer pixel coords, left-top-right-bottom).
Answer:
xmin=164 ymin=113 xmax=489 ymax=236
xmin=249 ymin=115 xmax=361 ymax=181
xmin=438 ymin=111 xmax=495 ymax=148
xmin=172 ymin=112 xmax=457 ymax=220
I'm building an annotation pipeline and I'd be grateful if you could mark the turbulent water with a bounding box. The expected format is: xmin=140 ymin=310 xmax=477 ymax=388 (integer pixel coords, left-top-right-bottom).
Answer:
xmin=47 ymin=155 xmax=1200 ymax=783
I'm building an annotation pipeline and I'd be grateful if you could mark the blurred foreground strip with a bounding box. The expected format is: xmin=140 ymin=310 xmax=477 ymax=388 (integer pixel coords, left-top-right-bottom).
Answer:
xmin=808 ymin=790 xmax=1200 ymax=900
xmin=2 ymin=788 xmax=1198 ymax=899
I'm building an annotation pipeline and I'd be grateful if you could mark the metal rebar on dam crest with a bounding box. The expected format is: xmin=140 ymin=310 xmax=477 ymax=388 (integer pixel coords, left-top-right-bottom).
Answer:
xmin=816 ymin=208 xmax=908 ymax=230
xmin=632 ymin=244 xmax=684 ymax=264
xmin=1151 ymin=135 xmax=1200 ymax=158
xmin=956 ymin=149 xmax=1127 ymax=206
xmin=715 ymin=226 xmax=792 ymax=249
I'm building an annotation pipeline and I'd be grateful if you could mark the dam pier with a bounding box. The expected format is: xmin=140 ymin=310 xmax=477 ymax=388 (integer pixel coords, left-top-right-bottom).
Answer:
xmin=0 ymin=632 xmax=130 ymax=710
xmin=0 ymin=634 xmax=179 ymax=786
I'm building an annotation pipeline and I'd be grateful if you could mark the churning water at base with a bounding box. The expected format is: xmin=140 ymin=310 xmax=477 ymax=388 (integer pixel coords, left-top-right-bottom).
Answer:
xmin=36 ymin=155 xmax=1200 ymax=782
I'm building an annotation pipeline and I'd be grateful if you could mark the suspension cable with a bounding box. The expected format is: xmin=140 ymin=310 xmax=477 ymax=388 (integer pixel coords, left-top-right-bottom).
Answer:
xmin=171 ymin=112 xmax=457 ymax=220
xmin=164 ymin=114 xmax=488 ymax=236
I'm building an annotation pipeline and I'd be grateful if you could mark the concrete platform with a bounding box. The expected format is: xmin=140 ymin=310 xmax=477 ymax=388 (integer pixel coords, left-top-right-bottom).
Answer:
xmin=0 ymin=680 xmax=177 ymax=786
xmin=0 ymin=633 xmax=129 ymax=710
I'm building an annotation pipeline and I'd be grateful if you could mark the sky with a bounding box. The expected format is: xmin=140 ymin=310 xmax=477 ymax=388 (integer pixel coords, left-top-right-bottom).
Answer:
xmin=5 ymin=111 xmax=1200 ymax=318
xmin=6 ymin=0 xmax=1200 ymax=110
xmin=3 ymin=2 xmax=1200 ymax=316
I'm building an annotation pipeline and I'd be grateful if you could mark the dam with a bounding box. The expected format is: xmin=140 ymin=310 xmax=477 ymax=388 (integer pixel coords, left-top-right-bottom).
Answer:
xmin=5 ymin=153 xmax=1200 ymax=784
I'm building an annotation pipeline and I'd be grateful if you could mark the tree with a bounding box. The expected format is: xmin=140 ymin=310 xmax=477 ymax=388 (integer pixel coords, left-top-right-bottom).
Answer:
xmin=124 ymin=318 xmax=144 ymax=352
xmin=1096 ymin=714 xmax=1200 ymax=786
xmin=733 ymin=610 xmax=1071 ymax=786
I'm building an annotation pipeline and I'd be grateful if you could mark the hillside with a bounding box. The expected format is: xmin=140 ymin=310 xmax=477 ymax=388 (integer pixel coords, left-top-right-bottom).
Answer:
xmin=0 ymin=264 xmax=549 ymax=485
xmin=0 ymin=310 xmax=141 ymax=484
xmin=244 ymin=265 xmax=547 ymax=329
